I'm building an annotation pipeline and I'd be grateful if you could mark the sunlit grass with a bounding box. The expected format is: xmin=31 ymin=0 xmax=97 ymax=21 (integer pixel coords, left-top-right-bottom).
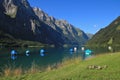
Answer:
xmin=3 ymin=68 xmax=11 ymax=76
xmin=1 ymin=62 xmax=41 ymax=77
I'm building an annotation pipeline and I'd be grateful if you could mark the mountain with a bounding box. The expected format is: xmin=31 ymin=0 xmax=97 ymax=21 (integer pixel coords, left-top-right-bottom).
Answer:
xmin=86 ymin=16 xmax=120 ymax=47
xmin=33 ymin=7 xmax=89 ymax=45
xmin=86 ymin=33 xmax=93 ymax=39
xmin=0 ymin=0 xmax=89 ymax=47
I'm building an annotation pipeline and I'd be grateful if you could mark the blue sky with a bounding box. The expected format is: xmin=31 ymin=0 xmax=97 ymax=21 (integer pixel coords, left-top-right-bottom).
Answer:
xmin=28 ymin=0 xmax=120 ymax=34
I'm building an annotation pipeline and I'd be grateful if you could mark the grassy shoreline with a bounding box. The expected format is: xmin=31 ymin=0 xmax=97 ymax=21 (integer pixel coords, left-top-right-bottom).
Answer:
xmin=1 ymin=52 xmax=120 ymax=80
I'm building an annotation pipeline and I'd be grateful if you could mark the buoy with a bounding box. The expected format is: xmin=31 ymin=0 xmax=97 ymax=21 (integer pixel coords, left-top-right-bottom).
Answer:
xmin=10 ymin=50 xmax=17 ymax=60
xmin=81 ymin=47 xmax=85 ymax=51
xmin=40 ymin=49 xmax=45 ymax=56
xmin=85 ymin=49 xmax=92 ymax=55
xmin=69 ymin=48 xmax=73 ymax=52
xmin=40 ymin=49 xmax=45 ymax=53
xmin=74 ymin=47 xmax=77 ymax=52
xmin=11 ymin=50 xmax=17 ymax=55
xmin=26 ymin=50 xmax=30 ymax=56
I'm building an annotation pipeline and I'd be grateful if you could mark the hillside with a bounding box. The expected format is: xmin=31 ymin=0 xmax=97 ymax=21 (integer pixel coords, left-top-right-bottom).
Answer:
xmin=86 ymin=16 xmax=120 ymax=47
xmin=0 ymin=0 xmax=88 ymax=47
xmin=0 ymin=30 xmax=46 ymax=47
xmin=1 ymin=52 xmax=120 ymax=80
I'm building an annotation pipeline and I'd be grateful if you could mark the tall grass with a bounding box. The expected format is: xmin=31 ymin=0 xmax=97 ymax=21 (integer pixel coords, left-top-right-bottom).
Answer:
xmin=26 ymin=61 xmax=41 ymax=74
xmin=1 ymin=56 xmax=82 ymax=77
xmin=1 ymin=62 xmax=41 ymax=77
xmin=2 ymin=65 xmax=22 ymax=77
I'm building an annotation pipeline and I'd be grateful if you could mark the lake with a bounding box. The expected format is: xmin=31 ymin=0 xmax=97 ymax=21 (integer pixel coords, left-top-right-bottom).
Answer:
xmin=0 ymin=47 xmax=85 ymax=72
xmin=0 ymin=46 xmax=112 ymax=72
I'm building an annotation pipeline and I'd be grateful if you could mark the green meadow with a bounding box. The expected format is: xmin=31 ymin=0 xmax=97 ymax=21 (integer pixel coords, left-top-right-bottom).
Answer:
xmin=1 ymin=52 xmax=120 ymax=80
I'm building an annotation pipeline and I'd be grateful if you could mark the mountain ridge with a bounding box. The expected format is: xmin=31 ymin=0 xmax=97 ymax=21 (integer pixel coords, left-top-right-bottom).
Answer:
xmin=86 ymin=16 xmax=120 ymax=47
xmin=33 ymin=7 xmax=89 ymax=45
xmin=0 ymin=0 xmax=89 ymax=47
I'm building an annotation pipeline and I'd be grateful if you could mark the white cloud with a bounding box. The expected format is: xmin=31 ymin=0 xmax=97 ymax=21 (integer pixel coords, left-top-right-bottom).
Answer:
xmin=93 ymin=24 xmax=98 ymax=28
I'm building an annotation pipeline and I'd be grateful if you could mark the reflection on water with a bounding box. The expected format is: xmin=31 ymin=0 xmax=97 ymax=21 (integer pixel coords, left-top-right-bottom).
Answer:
xmin=0 ymin=47 xmax=83 ymax=71
xmin=0 ymin=47 xmax=110 ymax=71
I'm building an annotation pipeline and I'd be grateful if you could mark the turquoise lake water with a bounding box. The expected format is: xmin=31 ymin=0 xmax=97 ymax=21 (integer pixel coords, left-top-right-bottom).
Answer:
xmin=0 ymin=47 xmax=84 ymax=71
xmin=0 ymin=46 xmax=112 ymax=72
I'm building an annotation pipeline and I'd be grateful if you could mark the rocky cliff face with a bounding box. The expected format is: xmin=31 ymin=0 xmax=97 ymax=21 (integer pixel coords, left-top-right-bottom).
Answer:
xmin=33 ymin=7 xmax=89 ymax=45
xmin=0 ymin=0 xmax=39 ymax=40
xmin=0 ymin=0 xmax=89 ymax=47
